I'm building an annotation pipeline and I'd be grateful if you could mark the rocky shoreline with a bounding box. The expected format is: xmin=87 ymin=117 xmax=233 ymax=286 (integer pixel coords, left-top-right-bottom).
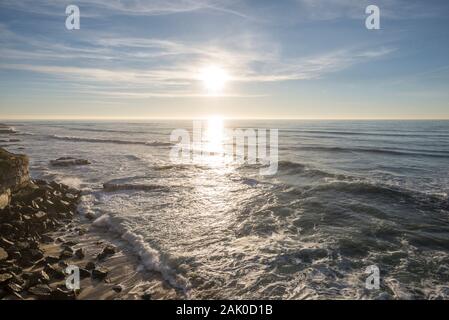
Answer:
xmin=1 ymin=147 xmax=160 ymax=300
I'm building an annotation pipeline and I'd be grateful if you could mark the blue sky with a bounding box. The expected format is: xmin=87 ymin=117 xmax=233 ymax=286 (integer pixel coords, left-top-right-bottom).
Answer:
xmin=0 ymin=0 xmax=449 ymax=119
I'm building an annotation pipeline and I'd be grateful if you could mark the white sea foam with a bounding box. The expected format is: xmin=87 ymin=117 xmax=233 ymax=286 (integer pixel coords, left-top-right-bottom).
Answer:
xmin=92 ymin=213 xmax=190 ymax=292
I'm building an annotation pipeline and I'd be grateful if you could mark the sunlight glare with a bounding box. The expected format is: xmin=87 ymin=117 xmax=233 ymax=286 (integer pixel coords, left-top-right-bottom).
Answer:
xmin=199 ymin=66 xmax=229 ymax=95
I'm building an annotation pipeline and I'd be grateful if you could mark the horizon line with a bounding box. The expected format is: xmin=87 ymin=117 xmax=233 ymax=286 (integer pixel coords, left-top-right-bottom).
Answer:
xmin=1 ymin=116 xmax=449 ymax=121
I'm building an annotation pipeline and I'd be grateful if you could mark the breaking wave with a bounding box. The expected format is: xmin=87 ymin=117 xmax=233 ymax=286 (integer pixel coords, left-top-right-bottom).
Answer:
xmin=48 ymin=134 xmax=173 ymax=147
xmin=92 ymin=213 xmax=190 ymax=292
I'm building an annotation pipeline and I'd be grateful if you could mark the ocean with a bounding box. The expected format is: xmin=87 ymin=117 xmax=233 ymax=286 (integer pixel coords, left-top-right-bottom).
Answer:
xmin=2 ymin=120 xmax=449 ymax=299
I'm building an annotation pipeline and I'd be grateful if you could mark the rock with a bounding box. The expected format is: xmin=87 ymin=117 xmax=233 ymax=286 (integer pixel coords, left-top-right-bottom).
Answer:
xmin=50 ymin=157 xmax=90 ymax=167
xmin=74 ymin=248 xmax=85 ymax=259
xmin=112 ymin=285 xmax=123 ymax=293
xmin=43 ymin=264 xmax=65 ymax=280
xmin=8 ymin=251 xmax=21 ymax=261
xmin=26 ymin=248 xmax=44 ymax=261
xmin=91 ymin=267 xmax=108 ymax=280
xmin=29 ymin=270 xmax=50 ymax=286
xmin=0 ymin=188 xmax=11 ymax=210
xmin=0 ymin=237 xmax=14 ymax=249
xmin=33 ymin=211 xmax=47 ymax=221
xmin=50 ymin=287 xmax=75 ymax=300
xmin=21 ymin=248 xmax=44 ymax=262
xmin=0 ymin=272 xmax=13 ymax=284
xmin=63 ymin=240 xmax=77 ymax=246
xmin=85 ymin=212 xmax=96 ymax=220
xmin=142 ymin=290 xmax=152 ymax=300
xmin=44 ymin=255 xmax=60 ymax=264
xmin=0 ymin=223 xmax=15 ymax=236
xmin=85 ymin=261 xmax=95 ymax=270
xmin=97 ymin=244 xmax=116 ymax=260
xmin=0 ymin=247 xmax=8 ymax=261
xmin=41 ymin=234 xmax=54 ymax=243
xmin=28 ymin=284 xmax=52 ymax=298
xmin=6 ymin=282 xmax=23 ymax=293
xmin=59 ymin=249 xmax=73 ymax=260
xmin=0 ymin=148 xmax=31 ymax=193
xmin=79 ymin=268 xmax=90 ymax=279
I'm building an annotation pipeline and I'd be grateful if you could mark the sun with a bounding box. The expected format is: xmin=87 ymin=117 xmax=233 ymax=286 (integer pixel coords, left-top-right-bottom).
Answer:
xmin=198 ymin=66 xmax=229 ymax=95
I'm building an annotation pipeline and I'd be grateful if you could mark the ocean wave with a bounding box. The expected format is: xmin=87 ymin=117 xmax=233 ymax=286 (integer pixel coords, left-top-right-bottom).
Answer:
xmin=48 ymin=134 xmax=173 ymax=147
xmin=277 ymin=160 xmax=350 ymax=180
xmin=284 ymin=129 xmax=449 ymax=138
xmin=92 ymin=213 xmax=190 ymax=292
xmin=297 ymin=146 xmax=449 ymax=158
xmin=304 ymin=180 xmax=449 ymax=209
xmin=65 ymin=127 xmax=152 ymax=134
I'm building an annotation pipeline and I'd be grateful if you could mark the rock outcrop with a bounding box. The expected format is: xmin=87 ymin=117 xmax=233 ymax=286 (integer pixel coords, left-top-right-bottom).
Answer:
xmin=0 ymin=148 xmax=31 ymax=210
xmin=50 ymin=157 xmax=90 ymax=167
xmin=0 ymin=147 xmax=81 ymax=300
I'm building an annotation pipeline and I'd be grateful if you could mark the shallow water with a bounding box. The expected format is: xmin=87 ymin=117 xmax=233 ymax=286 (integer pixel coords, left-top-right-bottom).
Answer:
xmin=2 ymin=120 xmax=449 ymax=299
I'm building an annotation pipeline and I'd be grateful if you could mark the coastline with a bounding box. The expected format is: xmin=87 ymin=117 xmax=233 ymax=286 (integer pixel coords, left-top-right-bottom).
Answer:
xmin=0 ymin=123 xmax=180 ymax=300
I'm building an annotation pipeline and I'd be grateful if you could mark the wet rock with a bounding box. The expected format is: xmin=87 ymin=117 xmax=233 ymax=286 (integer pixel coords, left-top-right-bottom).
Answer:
xmin=91 ymin=267 xmax=108 ymax=280
xmin=79 ymin=268 xmax=90 ymax=279
xmin=0 ymin=148 xmax=30 ymax=193
xmin=85 ymin=212 xmax=96 ymax=220
xmin=44 ymin=264 xmax=65 ymax=280
xmin=41 ymin=234 xmax=54 ymax=243
xmin=0 ymin=188 xmax=11 ymax=210
xmin=28 ymin=284 xmax=52 ymax=298
xmin=0 ymin=272 xmax=13 ymax=284
xmin=8 ymin=251 xmax=21 ymax=261
xmin=74 ymin=248 xmax=85 ymax=259
xmin=0 ymin=247 xmax=8 ymax=261
xmin=0 ymin=223 xmax=15 ymax=236
xmin=0 ymin=237 xmax=14 ymax=249
xmin=59 ymin=249 xmax=74 ymax=260
xmin=44 ymin=255 xmax=60 ymax=264
xmin=28 ymin=270 xmax=50 ymax=286
xmin=142 ymin=290 xmax=152 ymax=300
xmin=85 ymin=261 xmax=95 ymax=270
xmin=112 ymin=284 xmax=123 ymax=293
xmin=6 ymin=281 xmax=23 ymax=293
xmin=33 ymin=211 xmax=47 ymax=221
xmin=21 ymin=248 xmax=44 ymax=262
xmin=50 ymin=287 xmax=75 ymax=300
xmin=97 ymin=244 xmax=116 ymax=260
xmin=50 ymin=157 xmax=90 ymax=167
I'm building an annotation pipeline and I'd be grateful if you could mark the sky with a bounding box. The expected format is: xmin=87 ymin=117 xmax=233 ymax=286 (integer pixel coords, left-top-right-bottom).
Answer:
xmin=0 ymin=0 xmax=449 ymax=120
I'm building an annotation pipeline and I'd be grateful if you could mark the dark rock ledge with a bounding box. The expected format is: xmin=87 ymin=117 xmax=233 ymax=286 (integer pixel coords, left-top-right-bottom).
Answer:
xmin=0 ymin=148 xmax=81 ymax=299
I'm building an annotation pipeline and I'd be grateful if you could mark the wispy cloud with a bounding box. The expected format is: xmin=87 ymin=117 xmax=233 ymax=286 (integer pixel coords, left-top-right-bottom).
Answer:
xmin=0 ymin=27 xmax=394 ymax=97
xmin=0 ymin=0 xmax=248 ymax=18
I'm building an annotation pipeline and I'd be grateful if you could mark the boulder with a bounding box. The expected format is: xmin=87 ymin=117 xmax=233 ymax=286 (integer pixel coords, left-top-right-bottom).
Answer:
xmin=0 ymin=272 xmax=13 ymax=284
xmin=0 ymin=188 xmax=11 ymax=210
xmin=74 ymin=248 xmax=85 ymax=259
xmin=0 ymin=247 xmax=8 ymax=261
xmin=0 ymin=148 xmax=31 ymax=193
xmin=97 ymin=244 xmax=116 ymax=260
xmin=50 ymin=157 xmax=90 ymax=167
xmin=91 ymin=267 xmax=108 ymax=280
xmin=85 ymin=261 xmax=95 ymax=270
xmin=28 ymin=284 xmax=52 ymax=298
xmin=43 ymin=264 xmax=65 ymax=280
